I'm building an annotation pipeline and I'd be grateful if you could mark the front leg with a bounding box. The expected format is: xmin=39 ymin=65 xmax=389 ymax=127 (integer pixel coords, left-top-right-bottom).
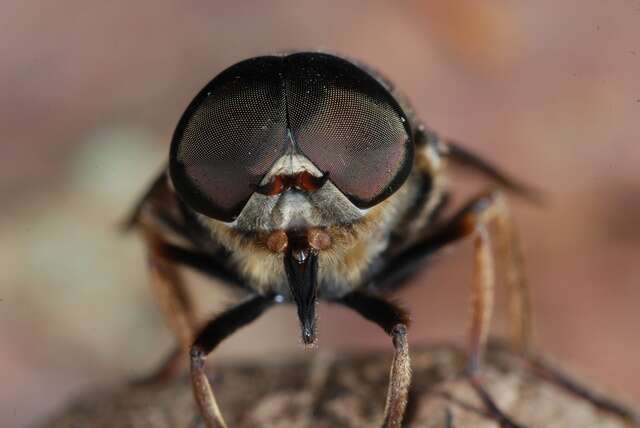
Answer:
xmin=190 ymin=295 xmax=275 ymax=428
xmin=339 ymin=292 xmax=411 ymax=428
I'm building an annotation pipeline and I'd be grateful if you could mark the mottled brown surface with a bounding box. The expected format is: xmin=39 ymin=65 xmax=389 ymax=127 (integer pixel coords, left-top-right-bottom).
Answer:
xmin=43 ymin=345 xmax=638 ymax=428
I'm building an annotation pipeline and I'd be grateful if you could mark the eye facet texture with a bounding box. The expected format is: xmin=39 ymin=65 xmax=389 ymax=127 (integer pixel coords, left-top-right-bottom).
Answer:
xmin=285 ymin=53 xmax=412 ymax=208
xmin=171 ymin=57 xmax=288 ymax=221
xmin=170 ymin=53 xmax=413 ymax=221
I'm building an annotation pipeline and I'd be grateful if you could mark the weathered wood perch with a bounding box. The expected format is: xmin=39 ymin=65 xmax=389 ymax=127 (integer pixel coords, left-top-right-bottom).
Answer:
xmin=43 ymin=343 xmax=638 ymax=427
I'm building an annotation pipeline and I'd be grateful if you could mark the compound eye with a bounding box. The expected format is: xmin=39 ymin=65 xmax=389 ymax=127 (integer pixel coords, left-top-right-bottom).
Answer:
xmin=170 ymin=57 xmax=287 ymax=221
xmin=285 ymin=53 xmax=413 ymax=208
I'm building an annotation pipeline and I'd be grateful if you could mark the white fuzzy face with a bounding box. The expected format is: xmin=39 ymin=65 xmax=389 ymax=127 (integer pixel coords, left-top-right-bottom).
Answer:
xmin=189 ymin=143 xmax=425 ymax=292
xmin=229 ymin=151 xmax=366 ymax=232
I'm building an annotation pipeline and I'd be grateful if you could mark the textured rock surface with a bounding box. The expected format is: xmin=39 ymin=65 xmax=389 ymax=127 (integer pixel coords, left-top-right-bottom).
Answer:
xmin=43 ymin=344 xmax=638 ymax=428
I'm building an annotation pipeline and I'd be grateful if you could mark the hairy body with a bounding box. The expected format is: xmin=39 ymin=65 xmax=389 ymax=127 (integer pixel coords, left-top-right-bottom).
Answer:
xmin=126 ymin=52 xmax=537 ymax=428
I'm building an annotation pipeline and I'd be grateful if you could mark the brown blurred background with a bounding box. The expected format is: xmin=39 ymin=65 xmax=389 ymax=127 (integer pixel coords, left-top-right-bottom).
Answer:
xmin=1 ymin=1 xmax=639 ymax=427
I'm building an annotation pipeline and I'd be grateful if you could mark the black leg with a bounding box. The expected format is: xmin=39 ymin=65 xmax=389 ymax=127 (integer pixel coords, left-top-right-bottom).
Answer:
xmin=159 ymin=242 xmax=247 ymax=290
xmin=123 ymin=171 xmax=247 ymax=291
xmin=190 ymin=295 xmax=274 ymax=428
xmin=339 ymin=292 xmax=411 ymax=428
xmin=370 ymin=195 xmax=489 ymax=289
xmin=341 ymin=292 xmax=409 ymax=333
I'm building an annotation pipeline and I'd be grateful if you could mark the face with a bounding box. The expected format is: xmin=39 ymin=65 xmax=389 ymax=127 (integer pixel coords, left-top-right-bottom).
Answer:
xmin=169 ymin=52 xmax=414 ymax=232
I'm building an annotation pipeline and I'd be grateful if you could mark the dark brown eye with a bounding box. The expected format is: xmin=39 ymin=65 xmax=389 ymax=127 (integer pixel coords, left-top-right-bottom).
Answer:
xmin=285 ymin=53 xmax=413 ymax=208
xmin=170 ymin=53 xmax=414 ymax=221
xmin=169 ymin=56 xmax=288 ymax=222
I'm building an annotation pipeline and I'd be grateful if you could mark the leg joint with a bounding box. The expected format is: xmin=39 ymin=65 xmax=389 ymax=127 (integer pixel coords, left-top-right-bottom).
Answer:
xmin=391 ymin=323 xmax=408 ymax=349
xmin=190 ymin=345 xmax=206 ymax=368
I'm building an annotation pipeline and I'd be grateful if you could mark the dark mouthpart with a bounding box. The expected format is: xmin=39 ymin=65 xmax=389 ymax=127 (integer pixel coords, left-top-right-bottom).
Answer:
xmin=283 ymin=240 xmax=319 ymax=345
